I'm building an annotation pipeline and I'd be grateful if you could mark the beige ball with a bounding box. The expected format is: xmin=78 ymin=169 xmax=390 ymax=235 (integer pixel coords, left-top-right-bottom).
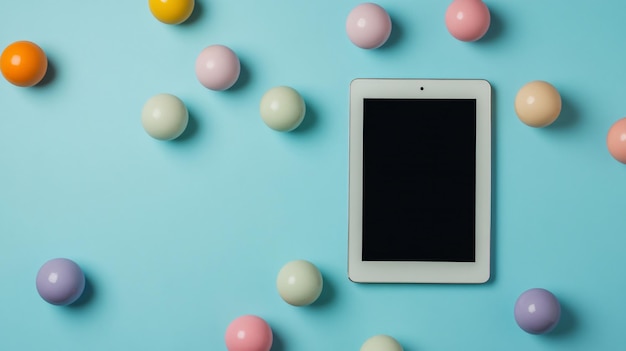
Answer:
xmin=360 ymin=335 xmax=403 ymax=351
xmin=259 ymin=86 xmax=306 ymax=132
xmin=141 ymin=94 xmax=189 ymax=140
xmin=514 ymin=80 xmax=561 ymax=127
xmin=276 ymin=260 xmax=323 ymax=306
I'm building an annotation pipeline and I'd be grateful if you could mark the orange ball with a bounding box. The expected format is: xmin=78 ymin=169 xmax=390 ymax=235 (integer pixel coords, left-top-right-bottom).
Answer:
xmin=1 ymin=41 xmax=48 ymax=87
xmin=607 ymin=118 xmax=626 ymax=164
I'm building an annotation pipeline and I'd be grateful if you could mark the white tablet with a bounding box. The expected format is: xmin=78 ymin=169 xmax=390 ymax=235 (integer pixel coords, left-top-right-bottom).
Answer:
xmin=348 ymin=79 xmax=491 ymax=283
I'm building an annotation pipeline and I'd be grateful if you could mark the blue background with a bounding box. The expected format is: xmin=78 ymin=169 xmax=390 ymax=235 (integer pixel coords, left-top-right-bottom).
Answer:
xmin=1 ymin=1 xmax=625 ymax=350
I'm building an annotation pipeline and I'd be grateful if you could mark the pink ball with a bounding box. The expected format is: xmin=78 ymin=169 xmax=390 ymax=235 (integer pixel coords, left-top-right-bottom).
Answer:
xmin=225 ymin=315 xmax=273 ymax=351
xmin=346 ymin=3 xmax=392 ymax=49
xmin=445 ymin=0 xmax=491 ymax=42
xmin=607 ymin=118 xmax=626 ymax=163
xmin=195 ymin=45 xmax=240 ymax=91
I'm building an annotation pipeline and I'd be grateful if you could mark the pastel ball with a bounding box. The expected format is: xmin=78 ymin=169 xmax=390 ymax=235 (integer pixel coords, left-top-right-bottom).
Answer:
xmin=360 ymin=335 xmax=404 ymax=351
xmin=36 ymin=258 xmax=85 ymax=306
xmin=259 ymin=86 xmax=306 ymax=132
xmin=445 ymin=0 xmax=491 ymax=42
xmin=276 ymin=260 xmax=323 ymax=306
xmin=149 ymin=0 xmax=195 ymax=25
xmin=225 ymin=315 xmax=273 ymax=351
xmin=514 ymin=288 xmax=561 ymax=334
xmin=141 ymin=94 xmax=189 ymax=140
xmin=514 ymin=80 xmax=562 ymax=128
xmin=607 ymin=118 xmax=626 ymax=163
xmin=195 ymin=45 xmax=241 ymax=91
xmin=346 ymin=3 xmax=392 ymax=49
xmin=0 ymin=40 xmax=48 ymax=87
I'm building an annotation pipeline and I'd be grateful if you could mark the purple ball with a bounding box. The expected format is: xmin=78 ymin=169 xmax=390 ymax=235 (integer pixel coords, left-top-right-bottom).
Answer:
xmin=514 ymin=288 xmax=561 ymax=334
xmin=36 ymin=258 xmax=85 ymax=305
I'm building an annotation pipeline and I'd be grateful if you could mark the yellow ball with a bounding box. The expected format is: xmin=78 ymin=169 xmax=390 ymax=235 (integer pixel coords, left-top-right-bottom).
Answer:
xmin=149 ymin=0 xmax=195 ymax=25
xmin=514 ymin=80 xmax=562 ymax=128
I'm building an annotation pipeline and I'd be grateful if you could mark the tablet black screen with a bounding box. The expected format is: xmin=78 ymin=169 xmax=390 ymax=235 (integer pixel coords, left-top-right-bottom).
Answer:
xmin=362 ymin=98 xmax=477 ymax=262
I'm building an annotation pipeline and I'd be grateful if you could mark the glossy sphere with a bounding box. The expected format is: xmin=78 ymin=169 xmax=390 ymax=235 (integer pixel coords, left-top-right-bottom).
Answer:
xmin=276 ymin=260 xmax=323 ymax=306
xmin=514 ymin=288 xmax=561 ymax=334
xmin=36 ymin=258 xmax=85 ymax=305
xmin=149 ymin=0 xmax=195 ymax=25
xmin=445 ymin=0 xmax=491 ymax=42
xmin=607 ymin=118 xmax=626 ymax=163
xmin=195 ymin=45 xmax=240 ymax=91
xmin=361 ymin=335 xmax=404 ymax=351
xmin=346 ymin=3 xmax=392 ymax=49
xmin=514 ymin=80 xmax=562 ymax=127
xmin=0 ymin=41 xmax=48 ymax=87
xmin=225 ymin=315 xmax=273 ymax=351
xmin=260 ymin=86 xmax=306 ymax=132
xmin=141 ymin=94 xmax=189 ymax=140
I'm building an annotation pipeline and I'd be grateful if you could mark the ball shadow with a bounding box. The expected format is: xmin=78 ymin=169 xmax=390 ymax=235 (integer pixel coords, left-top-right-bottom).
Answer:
xmin=401 ymin=340 xmax=419 ymax=351
xmin=477 ymin=6 xmax=505 ymax=44
xmin=546 ymin=94 xmax=580 ymax=130
xmin=179 ymin=1 xmax=205 ymax=26
xmin=546 ymin=300 xmax=578 ymax=338
xmin=67 ymin=276 xmax=95 ymax=309
xmin=226 ymin=57 xmax=251 ymax=92
xmin=34 ymin=58 xmax=57 ymax=88
xmin=271 ymin=328 xmax=286 ymax=351
xmin=379 ymin=13 xmax=404 ymax=50
xmin=289 ymin=97 xmax=318 ymax=135
xmin=310 ymin=269 xmax=335 ymax=308
xmin=172 ymin=107 xmax=201 ymax=142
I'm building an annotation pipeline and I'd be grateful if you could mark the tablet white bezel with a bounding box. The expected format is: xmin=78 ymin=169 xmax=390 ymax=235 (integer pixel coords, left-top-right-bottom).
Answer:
xmin=348 ymin=78 xmax=491 ymax=283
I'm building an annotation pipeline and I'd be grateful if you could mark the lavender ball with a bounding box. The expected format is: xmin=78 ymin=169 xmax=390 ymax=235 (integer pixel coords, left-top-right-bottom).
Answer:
xmin=36 ymin=258 xmax=85 ymax=305
xmin=514 ymin=288 xmax=561 ymax=334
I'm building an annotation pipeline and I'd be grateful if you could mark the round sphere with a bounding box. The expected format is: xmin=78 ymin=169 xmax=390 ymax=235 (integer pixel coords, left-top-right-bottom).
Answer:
xmin=514 ymin=80 xmax=562 ymax=128
xmin=141 ymin=94 xmax=189 ymax=140
xmin=276 ymin=260 xmax=323 ymax=306
xmin=514 ymin=288 xmax=561 ymax=334
xmin=225 ymin=315 xmax=273 ymax=351
xmin=346 ymin=3 xmax=392 ymax=49
xmin=445 ymin=0 xmax=491 ymax=42
xmin=0 ymin=41 xmax=48 ymax=87
xmin=149 ymin=0 xmax=195 ymax=25
xmin=361 ymin=335 xmax=403 ymax=351
xmin=195 ymin=45 xmax=241 ymax=91
xmin=36 ymin=258 xmax=85 ymax=305
xmin=607 ymin=118 xmax=626 ymax=163
xmin=259 ymin=86 xmax=306 ymax=132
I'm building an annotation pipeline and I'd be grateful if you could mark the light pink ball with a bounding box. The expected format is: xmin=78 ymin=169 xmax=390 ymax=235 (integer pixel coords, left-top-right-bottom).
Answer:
xmin=195 ymin=45 xmax=240 ymax=91
xmin=225 ymin=315 xmax=273 ymax=351
xmin=445 ymin=0 xmax=491 ymax=42
xmin=346 ymin=3 xmax=392 ymax=49
xmin=607 ymin=118 xmax=626 ymax=163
